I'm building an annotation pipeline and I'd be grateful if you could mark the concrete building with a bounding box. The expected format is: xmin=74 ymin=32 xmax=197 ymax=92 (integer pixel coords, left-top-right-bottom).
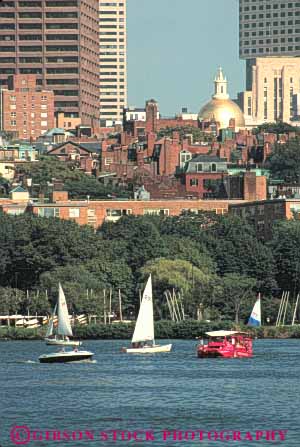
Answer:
xmin=0 ymin=0 xmax=99 ymax=126
xmin=238 ymin=57 xmax=300 ymax=126
xmin=0 ymin=74 xmax=54 ymax=139
xmin=239 ymin=0 xmax=300 ymax=60
xmin=99 ymin=0 xmax=127 ymax=127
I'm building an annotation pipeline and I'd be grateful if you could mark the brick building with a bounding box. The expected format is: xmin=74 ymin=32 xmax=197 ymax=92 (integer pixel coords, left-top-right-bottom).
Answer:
xmin=0 ymin=190 xmax=245 ymax=229
xmin=229 ymin=198 xmax=300 ymax=240
xmin=182 ymin=155 xmax=228 ymax=199
xmin=0 ymin=0 xmax=99 ymax=126
xmin=124 ymin=99 xmax=199 ymax=138
xmin=0 ymin=74 xmax=54 ymax=139
xmin=47 ymin=140 xmax=100 ymax=175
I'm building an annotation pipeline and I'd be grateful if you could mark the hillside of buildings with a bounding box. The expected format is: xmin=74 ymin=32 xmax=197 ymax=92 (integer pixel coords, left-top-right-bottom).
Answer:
xmin=1 ymin=211 xmax=300 ymax=327
xmin=2 ymin=98 xmax=300 ymax=331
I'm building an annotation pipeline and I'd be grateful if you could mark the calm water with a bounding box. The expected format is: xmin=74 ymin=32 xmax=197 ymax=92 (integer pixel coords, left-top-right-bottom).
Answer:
xmin=0 ymin=339 xmax=299 ymax=447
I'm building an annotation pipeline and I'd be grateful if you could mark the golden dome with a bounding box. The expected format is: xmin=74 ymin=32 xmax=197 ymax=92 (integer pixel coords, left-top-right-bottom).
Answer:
xmin=198 ymin=67 xmax=245 ymax=129
xmin=199 ymin=98 xmax=245 ymax=129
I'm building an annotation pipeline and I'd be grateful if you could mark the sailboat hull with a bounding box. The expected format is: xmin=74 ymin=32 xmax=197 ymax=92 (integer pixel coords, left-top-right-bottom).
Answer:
xmin=39 ymin=350 xmax=93 ymax=363
xmin=45 ymin=338 xmax=82 ymax=347
xmin=122 ymin=344 xmax=172 ymax=354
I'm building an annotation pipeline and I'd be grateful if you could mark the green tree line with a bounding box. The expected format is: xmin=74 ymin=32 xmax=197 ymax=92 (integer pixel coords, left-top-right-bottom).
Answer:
xmin=1 ymin=211 xmax=300 ymax=325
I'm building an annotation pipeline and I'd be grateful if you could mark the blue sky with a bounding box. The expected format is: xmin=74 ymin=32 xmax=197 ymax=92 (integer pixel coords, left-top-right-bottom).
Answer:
xmin=127 ymin=0 xmax=245 ymax=115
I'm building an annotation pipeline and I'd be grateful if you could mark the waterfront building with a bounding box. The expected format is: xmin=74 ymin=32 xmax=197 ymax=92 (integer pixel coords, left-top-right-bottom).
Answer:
xmin=0 ymin=0 xmax=99 ymax=126
xmin=0 ymin=191 xmax=244 ymax=227
xmin=198 ymin=68 xmax=245 ymax=131
xmin=0 ymin=74 xmax=54 ymax=140
xmin=99 ymin=0 xmax=127 ymax=127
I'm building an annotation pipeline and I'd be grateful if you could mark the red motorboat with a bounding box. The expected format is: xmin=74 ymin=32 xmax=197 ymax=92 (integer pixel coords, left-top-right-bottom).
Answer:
xmin=197 ymin=330 xmax=253 ymax=358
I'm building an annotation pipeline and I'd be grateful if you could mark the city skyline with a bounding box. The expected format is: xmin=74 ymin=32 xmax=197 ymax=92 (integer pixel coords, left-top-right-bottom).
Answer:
xmin=127 ymin=0 xmax=244 ymax=116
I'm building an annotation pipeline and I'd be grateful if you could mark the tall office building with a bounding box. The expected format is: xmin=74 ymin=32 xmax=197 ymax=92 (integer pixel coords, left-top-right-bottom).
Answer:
xmin=99 ymin=0 xmax=127 ymax=127
xmin=238 ymin=1 xmax=300 ymax=126
xmin=0 ymin=0 xmax=99 ymax=126
xmin=239 ymin=0 xmax=300 ymax=61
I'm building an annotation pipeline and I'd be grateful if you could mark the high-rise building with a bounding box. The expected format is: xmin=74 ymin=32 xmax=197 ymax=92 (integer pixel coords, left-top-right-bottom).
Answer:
xmin=0 ymin=74 xmax=55 ymax=139
xmin=238 ymin=57 xmax=300 ymax=126
xmin=238 ymin=1 xmax=300 ymax=126
xmin=0 ymin=0 xmax=99 ymax=126
xmin=239 ymin=0 xmax=300 ymax=60
xmin=99 ymin=0 xmax=127 ymax=127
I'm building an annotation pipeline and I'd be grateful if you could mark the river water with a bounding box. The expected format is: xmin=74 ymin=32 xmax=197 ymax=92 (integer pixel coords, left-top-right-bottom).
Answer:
xmin=0 ymin=339 xmax=299 ymax=447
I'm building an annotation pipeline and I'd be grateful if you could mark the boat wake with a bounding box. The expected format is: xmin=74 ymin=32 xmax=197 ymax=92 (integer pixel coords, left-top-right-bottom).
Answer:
xmin=6 ymin=360 xmax=38 ymax=364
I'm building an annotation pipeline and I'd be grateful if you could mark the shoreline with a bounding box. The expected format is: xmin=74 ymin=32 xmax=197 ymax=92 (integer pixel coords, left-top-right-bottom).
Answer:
xmin=0 ymin=321 xmax=300 ymax=340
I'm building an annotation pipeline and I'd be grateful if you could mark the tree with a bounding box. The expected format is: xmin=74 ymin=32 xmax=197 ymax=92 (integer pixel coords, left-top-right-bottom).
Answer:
xmin=156 ymin=126 xmax=214 ymax=143
xmin=139 ymin=258 xmax=214 ymax=319
xmin=65 ymin=176 xmax=130 ymax=200
xmin=217 ymin=274 xmax=257 ymax=323
xmin=16 ymin=156 xmax=130 ymax=199
xmin=266 ymin=138 xmax=300 ymax=183
xmin=253 ymin=122 xmax=300 ymax=136
xmin=269 ymin=220 xmax=300 ymax=293
xmin=0 ymin=287 xmax=25 ymax=315
xmin=100 ymin=215 xmax=167 ymax=271
xmin=205 ymin=215 xmax=277 ymax=295
xmin=161 ymin=235 xmax=215 ymax=274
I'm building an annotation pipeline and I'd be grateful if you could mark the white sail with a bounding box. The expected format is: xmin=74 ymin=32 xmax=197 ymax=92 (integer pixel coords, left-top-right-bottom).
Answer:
xmin=57 ymin=283 xmax=73 ymax=337
xmin=132 ymin=275 xmax=154 ymax=343
xmin=46 ymin=304 xmax=57 ymax=337
xmin=248 ymin=295 xmax=261 ymax=327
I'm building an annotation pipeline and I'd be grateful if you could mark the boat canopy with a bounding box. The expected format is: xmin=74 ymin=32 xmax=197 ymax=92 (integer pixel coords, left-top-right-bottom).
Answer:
xmin=205 ymin=330 xmax=249 ymax=337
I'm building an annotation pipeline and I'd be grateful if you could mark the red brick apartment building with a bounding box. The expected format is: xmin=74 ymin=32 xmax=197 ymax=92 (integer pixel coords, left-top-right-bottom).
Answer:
xmin=229 ymin=199 xmax=300 ymax=240
xmin=0 ymin=191 xmax=245 ymax=229
xmin=0 ymin=0 xmax=99 ymax=125
xmin=0 ymin=74 xmax=54 ymax=139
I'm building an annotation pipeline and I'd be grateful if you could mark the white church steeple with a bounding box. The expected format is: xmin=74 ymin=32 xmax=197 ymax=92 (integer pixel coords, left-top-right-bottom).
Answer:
xmin=213 ymin=67 xmax=229 ymax=100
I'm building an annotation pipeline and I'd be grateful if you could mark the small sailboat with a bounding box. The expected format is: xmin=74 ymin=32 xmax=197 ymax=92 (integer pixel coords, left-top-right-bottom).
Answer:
xmin=44 ymin=286 xmax=81 ymax=346
xmin=122 ymin=275 xmax=172 ymax=354
xmin=248 ymin=294 xmax=261 ymax=327
xmin=39 ymin=283 xmax=93 ymax=363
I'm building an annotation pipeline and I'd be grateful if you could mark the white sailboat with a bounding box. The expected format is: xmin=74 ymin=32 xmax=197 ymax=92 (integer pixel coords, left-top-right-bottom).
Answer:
xmin=39 ymin=283 xmax=93 ymax=363
xmin=247 ymin=293 xmax=261 ymax=327
xmin=122 ymin=275 xmax=172 ymax=354
xmin=44 ymin=286 xmax=81 ymax=346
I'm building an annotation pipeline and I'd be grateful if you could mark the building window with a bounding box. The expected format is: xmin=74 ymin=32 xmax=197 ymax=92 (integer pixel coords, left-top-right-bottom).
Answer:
xmin=69 ymin=208 xmax=80 ymax=218
xmin=105 ymin=157 xmax=113 ymax=165
xmin=38 ymin=208 xmax=60 ymax=218
xmin=106 ymin=209 xmax=131 ymax=217
xmin=190 ymin=178 xmax=199 ymax=187
xmin=143 ymin=209 xmax=169 ymax=216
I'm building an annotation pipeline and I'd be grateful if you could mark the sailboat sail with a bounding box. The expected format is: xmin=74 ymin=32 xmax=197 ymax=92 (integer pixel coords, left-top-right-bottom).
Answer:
xmin=57 ymin=283 xmax=73 ymax=337
xmin=132 ymin=275 xmax=154 ymax=343
xmin=45 ymin=304 xmax=57 ymax=337
xmin=248 ymin=295 xmax=261 ymax=327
